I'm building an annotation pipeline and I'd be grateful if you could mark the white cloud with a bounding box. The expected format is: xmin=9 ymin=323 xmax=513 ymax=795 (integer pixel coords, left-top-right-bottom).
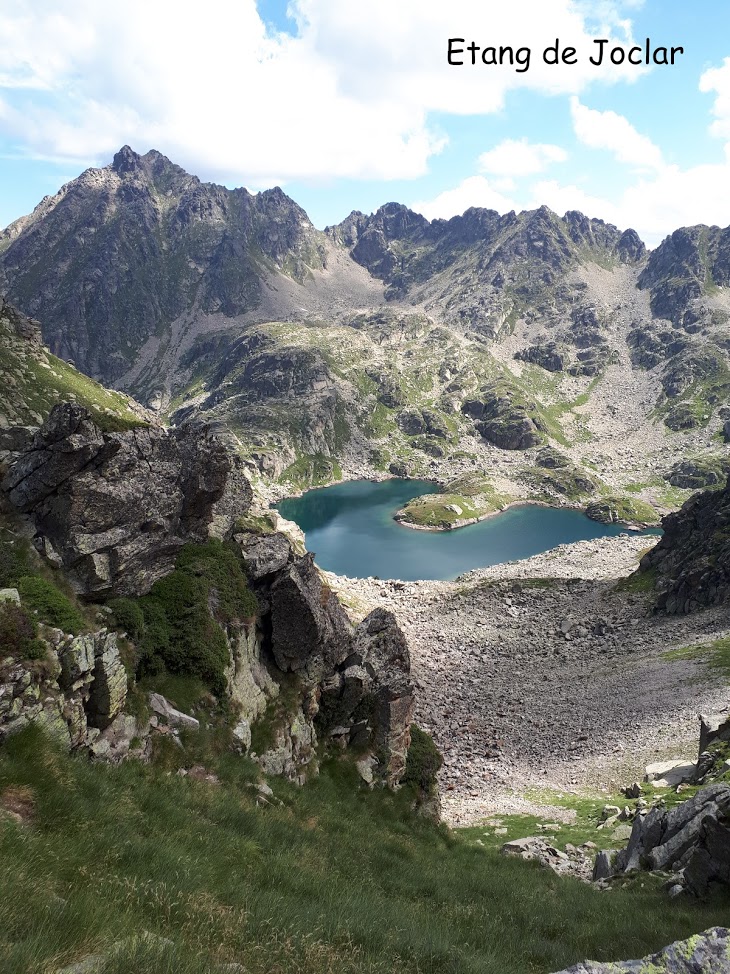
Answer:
xmin=700 ymin=58 xmax=730 ymax=140
xmin=478 ymin=139 xmax=567 ymax=177
xmin=413 ymin=153 xmax=730 ymax=248
xmin=412 ymin=176 xmax=518 ymax=220
xmin=0 ymin=0 xmax=646 ymax=185
xmin=569 ymin=96 xmax=663 ymax=169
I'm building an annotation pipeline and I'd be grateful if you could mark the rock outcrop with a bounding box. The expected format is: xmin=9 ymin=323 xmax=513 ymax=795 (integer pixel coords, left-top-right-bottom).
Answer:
xmin=245 ymin=535 xmax=415 ymax=787
xmin=462 ymin=382 xmax=545 ymax=450
xmin=2 ymin=414 xmax=416 ymax=790
xmin=319 ymin=608 xmax=415 ymax=787
xmin=639 ymin=222 xmax=730 ymax=326
xmin=594 ymin=783 xmax=730 ymax=897
xmin=2 ymin=402 xmax=252 ymax=596
xmin=550 ymin=927 xmax=730 ymax=974
xmin=641 ymin=475 xmax=730 ymax=613
xmin=1 ymin=626 xmax=128 ymax=750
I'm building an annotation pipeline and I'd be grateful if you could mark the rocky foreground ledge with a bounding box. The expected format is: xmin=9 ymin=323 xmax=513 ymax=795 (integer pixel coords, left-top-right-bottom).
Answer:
xmin=1 ymin=403 xmax=418 ymax=794
xmin=551 ymin=927 xmax=730 ymax=974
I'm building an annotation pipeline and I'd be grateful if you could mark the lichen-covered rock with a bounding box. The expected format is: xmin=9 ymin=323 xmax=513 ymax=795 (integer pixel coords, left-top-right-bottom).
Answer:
xmin=2 ymin=402 xmax=253 ymax=596
xmin=88 ymin=632 xmax=127 ymax=730
xmin=226 ymin=625 xmax=279 ymax=723
xmin=257 ymin=707 xmax=318 ymax=785
xmin=235 ymin=532 xmax=292 ymax=581
xmin=550 ymin=926 xmax=730 ymax=973
xmin=1 ymin=625 xmax=127 ymax=747
xmin=666 ymin=456 xmax=730 ymax=489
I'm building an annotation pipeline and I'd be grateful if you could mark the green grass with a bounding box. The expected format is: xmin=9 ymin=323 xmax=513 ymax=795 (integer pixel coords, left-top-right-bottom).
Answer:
xmin=2 ymin=729 xmax=729 ymax=974
xmin=16 ymin=575 xmax=87 ymax=635
xmin=233 ymin=512 xmax=277 ymax=536
xmin=114 ymin=541 xmax=258 ymax=696
xmin=653 ymin=485 xmax=693 ymax=510
xmin=0 ymin=319 xmax=145 ymax=431
xmin=396 ymin=477 xmax=513 ymax=529
xmin=615 ymin=566 xmax=658 ymax=594
xmin=663 ymin=636 xmax=730 ymax=678
xmin=280 ymin=454 xmax=343 ymax=489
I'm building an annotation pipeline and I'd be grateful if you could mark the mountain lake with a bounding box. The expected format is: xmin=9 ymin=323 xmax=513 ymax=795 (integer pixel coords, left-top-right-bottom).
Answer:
xmin=276 ymin=478 xmax=663 ymax=581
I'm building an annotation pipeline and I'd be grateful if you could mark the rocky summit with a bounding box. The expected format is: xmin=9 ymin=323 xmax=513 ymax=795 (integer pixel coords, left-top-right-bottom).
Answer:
xmin=4 ymin=149 xmax=730 ymax=973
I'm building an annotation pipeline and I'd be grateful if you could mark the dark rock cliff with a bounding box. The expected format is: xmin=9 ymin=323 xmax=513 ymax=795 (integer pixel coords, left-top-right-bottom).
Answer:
xmin=641 ymin=475 xmax=730 ymax=613
xmin=639 ymin=224 xmax=730 ymax=327
xmin=2 ymin=403 xmax=251 ymax=596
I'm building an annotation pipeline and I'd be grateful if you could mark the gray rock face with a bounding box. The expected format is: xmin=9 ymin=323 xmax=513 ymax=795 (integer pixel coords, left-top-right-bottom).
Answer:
xmin=666 ymin=456 xmax=730 ymax=489
xmin=2 ymin=402 xmax=252 ymax=596
xmin=179 ymin=337 xmax=349 ymax=457
xmin=333 ymin=203 xmax=643 ymax=328
xmin=639 ymin=221 xmax=730 ymax=326
xmin=268 ymin=553 xmax=354 ymax=679
xmin=641 ymin=475 xmax=730 ymax=613
xmin=600 ymin=783 xmax=730 ymax=897
xmin=257 ymin=706 xmax=318 ymax=785
xmin=1 ymin=627 xmax=127 ymax=747
xmin=318 ymin=607 xmax=414 ymax=787
xmin=515 ymin=341 xmax=570 ymax=373
xmin=235 ymin=532 xmax=292 ymax=581
xmin=462 ymin=383 xmax=544 ymax=450
xmin=550 ymin=927 xmax=730 ymax=973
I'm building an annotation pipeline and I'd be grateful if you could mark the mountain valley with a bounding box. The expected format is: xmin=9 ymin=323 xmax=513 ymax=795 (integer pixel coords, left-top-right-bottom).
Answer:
xmin=3 ymin=148 xmax=730 ymax=972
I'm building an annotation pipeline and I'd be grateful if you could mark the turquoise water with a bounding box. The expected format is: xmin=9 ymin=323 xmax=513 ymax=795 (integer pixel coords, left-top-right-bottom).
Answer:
xmin=277 ymin=479 xmax=662 ymax=581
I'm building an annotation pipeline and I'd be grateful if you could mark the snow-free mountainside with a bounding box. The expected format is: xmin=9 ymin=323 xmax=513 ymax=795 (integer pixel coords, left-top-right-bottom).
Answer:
xmin=2 ymin=148 xmax=730 ymax=973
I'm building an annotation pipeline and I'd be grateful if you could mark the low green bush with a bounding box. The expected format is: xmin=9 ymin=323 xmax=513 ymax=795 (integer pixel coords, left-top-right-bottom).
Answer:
xmin=110 ymin=542 xmax=258 ymax=696
xmin=108 ymin=598 xmax=146 ymax=641
xmin=0 ymin=602 xmax=46 ymax=660
xmin=16 ymin=575 xmax=86 ymax=634
xmin=402 ymin=725 xmax=443 ymax=794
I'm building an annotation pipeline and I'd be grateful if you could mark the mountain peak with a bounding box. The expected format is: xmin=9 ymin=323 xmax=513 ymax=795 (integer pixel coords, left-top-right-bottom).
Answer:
xmin=112 ymin=145 xmax=142 ymax=175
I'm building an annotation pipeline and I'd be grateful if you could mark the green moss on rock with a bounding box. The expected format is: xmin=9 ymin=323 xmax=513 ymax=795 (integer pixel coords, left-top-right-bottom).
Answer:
xmin=585 ymin=496 xmax=660 ymax=526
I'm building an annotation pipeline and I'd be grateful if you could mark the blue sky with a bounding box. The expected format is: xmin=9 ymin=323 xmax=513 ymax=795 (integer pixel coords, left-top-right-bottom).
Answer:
xmin=2 ymin=0 xmax=730 ymax=245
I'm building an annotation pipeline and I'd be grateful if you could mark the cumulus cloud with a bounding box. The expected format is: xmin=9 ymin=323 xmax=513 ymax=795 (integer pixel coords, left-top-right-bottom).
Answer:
xmin=569 ymin=96 xmax=663 ymax=169
xmin=0 ymin=0 xmax=644 ymax=184
xmin=413 ymin=176 xmax=518 ymax=220
xmin=478 ymin=139 xmax=568 ymax=177
xmin=700 ymin=58 xmax=730 ymax=140
xmin=413 ymin=150 xmax=730 ymax=248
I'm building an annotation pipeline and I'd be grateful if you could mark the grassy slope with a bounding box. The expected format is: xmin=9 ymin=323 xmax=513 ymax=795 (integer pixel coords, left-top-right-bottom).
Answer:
xmin=397 ymin=474 xmax=514 ymax=529
xmin=1 ymin=730 xmax=729 ymax=974
xmin=0 ymin=320 xmax=144 ymax=431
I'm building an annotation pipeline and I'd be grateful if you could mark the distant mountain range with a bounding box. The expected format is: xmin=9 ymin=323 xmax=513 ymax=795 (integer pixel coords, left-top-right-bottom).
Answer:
xmin=2 ymin=146 xmax=729 ymax=514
